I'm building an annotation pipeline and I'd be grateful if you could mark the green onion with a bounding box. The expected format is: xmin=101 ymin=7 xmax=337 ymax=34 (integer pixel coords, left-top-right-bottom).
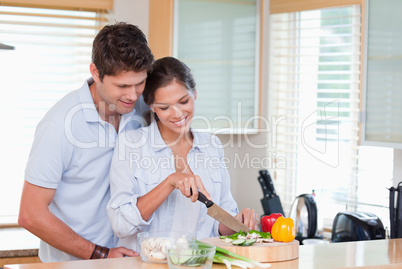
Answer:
xmin=196 ymin=240 xmax=271 ymax=268
xmin=214 ymin=246 xmax=272 ymax=268
xmin=214 ymin=252 xmax=252 ymax=269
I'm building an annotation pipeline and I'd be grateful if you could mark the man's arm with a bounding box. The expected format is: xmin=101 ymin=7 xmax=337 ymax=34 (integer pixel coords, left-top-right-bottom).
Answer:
xmin=18 ymin=181 xmax=137 ymax=259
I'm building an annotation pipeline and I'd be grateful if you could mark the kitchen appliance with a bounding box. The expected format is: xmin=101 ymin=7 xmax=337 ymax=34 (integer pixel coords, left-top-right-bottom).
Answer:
xmin=331 ymin=211 xmax=385 ymax=242
xmin=257 ymin=170 xmax=285 ymax=216
xmin=194 ymin=190 xmax=251 ymax=232
xmin=289 ymin=193 xmax=318 ymax=243
xmin=389 ymin=181 xmax=402 ymax=238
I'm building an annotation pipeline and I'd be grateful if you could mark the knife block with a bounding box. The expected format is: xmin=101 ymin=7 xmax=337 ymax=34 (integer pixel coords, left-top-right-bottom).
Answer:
xmin=261 ymin=196 xmax=285 ymax=216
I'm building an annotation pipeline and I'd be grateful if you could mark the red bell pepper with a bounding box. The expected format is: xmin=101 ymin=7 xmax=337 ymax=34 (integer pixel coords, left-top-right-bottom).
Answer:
xmin=260 ymin=213 xmax=283 ymax=233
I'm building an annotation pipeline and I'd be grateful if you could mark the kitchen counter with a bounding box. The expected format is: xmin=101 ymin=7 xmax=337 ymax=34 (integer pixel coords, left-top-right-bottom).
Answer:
xmin=0 ymin=228 xmax=39 ymax=258
xmin=4 ymin=238 xmax=402 ymax=269
xmin=0 ymin=228 xmax=41 ymax=268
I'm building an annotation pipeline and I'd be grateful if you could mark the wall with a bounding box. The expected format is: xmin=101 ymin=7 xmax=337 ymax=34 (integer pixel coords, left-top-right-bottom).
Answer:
xmin=112 ymin=0 xmax=270 ymax=218
xmin=394 ymin=150 xmax=402 ymax=187
xmin=215 ymin=0 xmax=271 ymax=218
xmin=113 ymin=0 xmax=402 ymax=218
xmin=112 ymin=0 xmax=149 ymax=36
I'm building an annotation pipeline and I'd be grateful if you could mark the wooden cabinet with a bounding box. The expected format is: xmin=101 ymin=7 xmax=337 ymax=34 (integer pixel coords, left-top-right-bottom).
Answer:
xmin=1 ymin=257 xmax=40 ymax=268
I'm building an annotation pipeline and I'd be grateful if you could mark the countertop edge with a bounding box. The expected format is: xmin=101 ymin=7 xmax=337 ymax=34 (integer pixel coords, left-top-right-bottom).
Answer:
xmin=0 ymin=249 xmax=39 ymax=258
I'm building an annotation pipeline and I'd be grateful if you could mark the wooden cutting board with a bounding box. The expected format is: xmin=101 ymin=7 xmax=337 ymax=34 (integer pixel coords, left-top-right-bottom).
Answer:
xmin=201 ymin=237 xmax=299 ymax=262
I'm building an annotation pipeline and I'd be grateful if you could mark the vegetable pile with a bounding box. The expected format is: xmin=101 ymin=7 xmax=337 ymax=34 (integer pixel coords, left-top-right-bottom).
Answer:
xmin=140 ymin=213 xmax=295 ymax=268
xmin=219 ymin=214 xmax=296 ymax=246
xmin=261 ymin=214 xmax=296 ymax=243
xmin=140 ymin=235 xmax=190 ymax=262
xmin=140 ymin=236 xmax=173 ymax=261
xmin=219 ymin=230 xmax=273 ymax=246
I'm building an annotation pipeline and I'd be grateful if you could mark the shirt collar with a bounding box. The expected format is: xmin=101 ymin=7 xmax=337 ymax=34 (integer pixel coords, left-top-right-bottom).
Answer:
xmin=149 ymin=121 xmax=169 ymax=151
xmin=192 ymin=130 xmax=204 ymax=152
xmin=78 ymin=78 xmax=98 ymax=123
xmin=149 ymin=121 xmax=205 ymax=153
xmin=119 ymin=108 xmax=138 ymax=132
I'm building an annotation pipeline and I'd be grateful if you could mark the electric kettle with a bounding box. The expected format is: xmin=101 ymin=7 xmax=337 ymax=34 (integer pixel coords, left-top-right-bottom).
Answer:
xmin=289 ymin=193 xmax=318 ymax=242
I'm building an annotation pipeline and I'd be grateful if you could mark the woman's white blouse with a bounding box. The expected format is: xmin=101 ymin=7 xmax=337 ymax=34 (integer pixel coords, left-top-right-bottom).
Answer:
xmin=107 ymin=121 xmax=239 ymax=251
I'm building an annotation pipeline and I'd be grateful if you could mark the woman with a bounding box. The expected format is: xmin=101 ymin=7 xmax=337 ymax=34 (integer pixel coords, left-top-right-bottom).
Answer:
xmin=107 ymin=57 xmax=257 ymax=251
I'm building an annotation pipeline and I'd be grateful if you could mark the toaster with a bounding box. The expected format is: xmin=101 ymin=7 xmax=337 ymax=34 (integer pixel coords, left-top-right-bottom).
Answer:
xmin=331 ymin=211 xmax=385 ymax=242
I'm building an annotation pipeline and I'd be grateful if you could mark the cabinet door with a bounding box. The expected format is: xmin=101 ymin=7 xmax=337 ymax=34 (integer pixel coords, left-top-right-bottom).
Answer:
xmin=362 ymin=0 xmax=402 ymax=148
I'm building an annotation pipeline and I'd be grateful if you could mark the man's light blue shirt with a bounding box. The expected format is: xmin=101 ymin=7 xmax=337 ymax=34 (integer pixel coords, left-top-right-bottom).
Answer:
xmin=25 ymin=78 xmax=146 ymax=262
xmin=107 ymin=121 xmax=239 ymax=251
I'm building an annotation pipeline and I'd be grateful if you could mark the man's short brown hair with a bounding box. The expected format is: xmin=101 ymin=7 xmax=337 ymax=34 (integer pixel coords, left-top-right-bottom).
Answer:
xmin=92 ymin=22 xmax=154 ymax=81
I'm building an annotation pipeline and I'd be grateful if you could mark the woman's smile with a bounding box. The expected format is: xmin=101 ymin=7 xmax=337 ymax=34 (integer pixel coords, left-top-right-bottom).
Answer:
xmin=172 ymin=116 xmax=188 ymax=126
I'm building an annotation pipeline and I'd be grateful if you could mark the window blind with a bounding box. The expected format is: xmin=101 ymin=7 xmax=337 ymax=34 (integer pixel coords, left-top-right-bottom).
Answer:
xmin=268 ymin=4 xmax=393 ymax=236
xmin=0 ymin=5 xmax=108 ymax=223
xmin=174 ymin=0 xmax=259 ymax=133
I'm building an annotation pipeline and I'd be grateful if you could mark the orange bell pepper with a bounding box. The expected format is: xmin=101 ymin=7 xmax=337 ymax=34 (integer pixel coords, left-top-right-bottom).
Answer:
xmin=271 ymin=216 xmax=296 ymax=242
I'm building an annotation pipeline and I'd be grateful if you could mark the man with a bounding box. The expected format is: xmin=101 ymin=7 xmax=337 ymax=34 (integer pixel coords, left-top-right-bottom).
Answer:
xmin=18 ymin=22 xmax=154 ymax=262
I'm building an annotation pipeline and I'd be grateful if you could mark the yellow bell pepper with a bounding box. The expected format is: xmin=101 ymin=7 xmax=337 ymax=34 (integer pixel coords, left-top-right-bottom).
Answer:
xmin=271 ymin=216 xmax=296 ymax=242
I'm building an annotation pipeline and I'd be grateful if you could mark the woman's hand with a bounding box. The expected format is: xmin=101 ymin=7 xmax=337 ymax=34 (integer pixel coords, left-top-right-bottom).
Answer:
xmin=219 ymin=208 xmax=258 ymax=236
xmin=235 ymin=208 xmax=258 ymax=231
xmin=167 ymin=172 xmax=211 ymax=202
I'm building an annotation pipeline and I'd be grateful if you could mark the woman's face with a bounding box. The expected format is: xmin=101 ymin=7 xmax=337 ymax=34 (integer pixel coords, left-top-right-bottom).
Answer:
xmin=152 ymin=80 xmax=196 ymax=137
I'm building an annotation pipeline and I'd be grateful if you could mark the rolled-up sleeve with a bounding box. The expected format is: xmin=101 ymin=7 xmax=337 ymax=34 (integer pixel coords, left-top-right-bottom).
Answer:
xmin=107 ymin=132 xmax=154 ymax=239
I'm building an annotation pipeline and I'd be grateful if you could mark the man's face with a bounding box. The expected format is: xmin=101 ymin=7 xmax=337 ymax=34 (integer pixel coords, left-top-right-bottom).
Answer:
xmin=91 ymin=64 xmax=147 ymax=117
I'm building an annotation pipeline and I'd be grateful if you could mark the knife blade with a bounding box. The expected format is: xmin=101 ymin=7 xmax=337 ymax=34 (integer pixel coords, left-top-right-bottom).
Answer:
xmin=194 ymin=190 xmax=251 ymax=233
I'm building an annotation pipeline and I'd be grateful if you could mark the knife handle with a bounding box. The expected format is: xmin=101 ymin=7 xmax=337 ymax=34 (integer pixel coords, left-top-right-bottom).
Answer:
xmin=190 ymin=188 xmax=214 ymax=208
xmin=260 ymin=169 xmax=277 ymax=196
xmin=258 ymin=176 xmax=270 ymax=199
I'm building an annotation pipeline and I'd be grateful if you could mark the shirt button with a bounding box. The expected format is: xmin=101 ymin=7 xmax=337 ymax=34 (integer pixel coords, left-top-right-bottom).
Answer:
xmin=200 ymin=218 xmax=205 ymax=223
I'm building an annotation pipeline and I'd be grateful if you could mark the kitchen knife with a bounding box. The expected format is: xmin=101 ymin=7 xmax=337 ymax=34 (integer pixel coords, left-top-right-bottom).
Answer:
xmin=193 ymin=190 xmax=251 ymax=233
xmin=258 ymin=170 xmax=285 ymax=216
xmin=257 ymin=176 xmax=271 ymax=199
xmin=259 ymin=169 xmax=277 ymax=197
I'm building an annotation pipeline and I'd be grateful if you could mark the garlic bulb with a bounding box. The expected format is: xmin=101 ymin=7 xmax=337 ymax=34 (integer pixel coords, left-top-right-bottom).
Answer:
xmin=141 ymin=237 xmax=172 ymax=261
xmin=141 ymin=235 xmax=190 ymax=262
